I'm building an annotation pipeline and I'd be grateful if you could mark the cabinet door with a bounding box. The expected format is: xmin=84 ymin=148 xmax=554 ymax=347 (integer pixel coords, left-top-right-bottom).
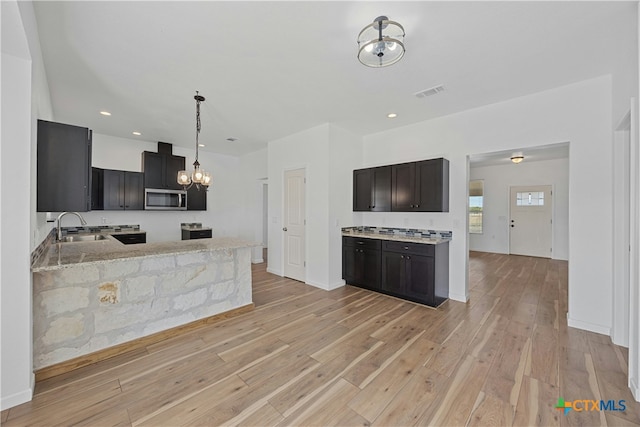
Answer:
xmin=103 ymin=169 xmax=125 ymax=210
xmin=37 ymin=120 xmax=92 ymax=212
xmin=361 ymin=248 xmax=381 ymax=290
xmin=142 ymin=152 xmax=164 ymax=188
xmin=381 ymin=251 xmax=406 ymax=295
xmin=91 ymin=168 xmax=104 ymax=210
xmin=415 ymin=158 xmax=449 ymax=212
xmin=371 ymin=166 xmax=391 ymax=212
xmin=165 ymin=155 xmax=186 ymax=190
xmin=391 ymin=163 xmax=416 ymax=211
xmin=124 ymin=172 xmax=144 ymax=210
xmin=343 ymin=246 xmax=359 ymax=283
xmin=353 ymin=169 xmax=373 ymax=211
xmin=187 ymin=185 xmax=207 ymax=210
xmin=404 ymin=254 xmax=435 ymax=305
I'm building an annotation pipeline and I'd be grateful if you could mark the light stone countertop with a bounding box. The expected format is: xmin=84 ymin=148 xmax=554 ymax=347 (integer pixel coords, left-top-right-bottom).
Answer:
xmin=32 ymin=235 xmax=260 ymax=272
xmin=342 ymin=230 xmax=451 ymax=245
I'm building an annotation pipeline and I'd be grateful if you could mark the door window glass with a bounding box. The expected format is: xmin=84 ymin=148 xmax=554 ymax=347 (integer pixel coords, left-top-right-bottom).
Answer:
xmin=516 ymin=191 xmax=544 ymax=206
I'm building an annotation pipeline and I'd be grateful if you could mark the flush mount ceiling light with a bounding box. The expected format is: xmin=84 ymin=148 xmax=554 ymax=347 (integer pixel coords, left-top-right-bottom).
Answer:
xmin=177 ymin=91 xmax=212 ymax=191
xmin=387 ymin=113 xmax=397 ymax=118
xmin=132 ymin=131 xmax=142 ymax=136
xmin=100 ymin=111 xmax=111 ymax=116
xmin=511 ymin=152 xmax=525 ymax=164
xmin=357 ymin=16 xmax=405 ymax=68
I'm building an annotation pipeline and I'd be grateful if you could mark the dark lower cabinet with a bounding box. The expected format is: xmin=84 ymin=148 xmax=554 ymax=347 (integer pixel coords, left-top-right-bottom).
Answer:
xmin=342 ymin=237 xmax=381 ymax=291
xmin=111 ymin=232 xmax=146 ymax=245
xmin=182 ymin=228 xmax=212 ymax=240
xmin=344 ymin=236 xmax=449 ymax=308
xmin=37 ymin=120 xmax=92 ymax=212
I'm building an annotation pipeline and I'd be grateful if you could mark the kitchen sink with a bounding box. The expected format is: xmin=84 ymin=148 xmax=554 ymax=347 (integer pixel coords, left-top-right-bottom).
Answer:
xmin=58 ymin=234 xmax=109 ymax=243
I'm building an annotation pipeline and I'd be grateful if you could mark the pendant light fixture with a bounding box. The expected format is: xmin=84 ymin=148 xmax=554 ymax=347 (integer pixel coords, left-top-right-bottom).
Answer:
xmin=357 ymin=16 xmax=405 ymax=68
xmin=177 ymin=91 xmax=212 ymax=190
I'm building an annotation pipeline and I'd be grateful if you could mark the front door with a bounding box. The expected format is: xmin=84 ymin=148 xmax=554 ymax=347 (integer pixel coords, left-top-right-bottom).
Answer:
xmin=509 ymin=185 xmax=553 ymax=258
xmin=283 ymin=169 xmax=306 ymax=281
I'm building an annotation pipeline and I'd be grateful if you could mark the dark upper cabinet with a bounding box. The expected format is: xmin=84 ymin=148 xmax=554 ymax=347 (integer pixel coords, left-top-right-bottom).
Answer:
xmin=92 ymin=168 xmax=144 ymax=210
xmin=415 ymin=158 xmax=449 ymax=212
xmin=187 ymin=185 xmax=207 ymax=211
xmin=37 ymin=120 xmax=92 ymax=212
xmin=142 ymin=151 xmax=185 ymax=190
xmin=353 ymin=166 xmax=391 ymax=212
xmin=391 ymin=158 xmax=449 ymax=212
xmin=391 ymin=162 xmax=416 ymax=211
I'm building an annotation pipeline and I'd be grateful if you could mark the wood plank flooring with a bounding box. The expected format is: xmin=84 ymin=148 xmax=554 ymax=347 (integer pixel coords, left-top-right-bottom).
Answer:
xmin=3 ymin=251 xmax=639 ymax=426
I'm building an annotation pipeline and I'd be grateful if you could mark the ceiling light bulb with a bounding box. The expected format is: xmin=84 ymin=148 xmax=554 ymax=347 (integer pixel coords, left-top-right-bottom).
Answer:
xmin=387 ymin=42 xmax=397 ymax=51
xmin=198 ymin=144 xmax=205 ymax=147
xmin=100 ymin=111 xmax=111 ymax=116
xmin=387 ymin=113 xmax=397 ymax=118
xmin=132 ymin=131 xmax=141 ymax=136
xmin=364 ymin=44 xmax=373 ymax=53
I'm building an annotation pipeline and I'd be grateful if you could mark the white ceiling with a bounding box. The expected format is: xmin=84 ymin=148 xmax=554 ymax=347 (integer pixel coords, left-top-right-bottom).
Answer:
xmin=33 ymin=1 xmax=635 ymax=157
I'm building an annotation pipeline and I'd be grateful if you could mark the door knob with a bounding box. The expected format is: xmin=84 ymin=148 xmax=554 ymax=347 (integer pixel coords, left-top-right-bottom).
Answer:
xmin=283 ymin=227 xmax=288 ymax=231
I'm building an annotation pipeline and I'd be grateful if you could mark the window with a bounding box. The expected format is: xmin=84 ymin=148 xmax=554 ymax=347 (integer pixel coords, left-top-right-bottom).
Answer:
xmin=469 ymin=180 xmax=484 ymax=234
xmin=516 ymin=191 xmax=544 ymax=206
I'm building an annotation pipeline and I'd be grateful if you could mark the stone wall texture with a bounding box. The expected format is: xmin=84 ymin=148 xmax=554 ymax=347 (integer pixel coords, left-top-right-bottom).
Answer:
xmin=33 ymin=247 xmax=252 ymax=369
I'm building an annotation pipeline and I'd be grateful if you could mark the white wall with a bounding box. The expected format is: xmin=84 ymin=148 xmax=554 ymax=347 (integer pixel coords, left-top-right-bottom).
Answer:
xmin=469 ymin=158 xmax=569 ymax=260
xmin=36 ymin=133 xmax=244 ymax=243
xmin=267 ymin=123 xmax=362 ymax=290
xmin=238 ymin=148 xmax=268 ymax=263
xmin=362 ymin=76 xmax=613 ymax=335
xmin=1 ymin=0 xmax=35 ymax=409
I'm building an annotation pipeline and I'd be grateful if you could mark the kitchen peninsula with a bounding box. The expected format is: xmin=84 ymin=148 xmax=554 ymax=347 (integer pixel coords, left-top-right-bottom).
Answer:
xmin=31 ymin=229 xmax=258 ymax=379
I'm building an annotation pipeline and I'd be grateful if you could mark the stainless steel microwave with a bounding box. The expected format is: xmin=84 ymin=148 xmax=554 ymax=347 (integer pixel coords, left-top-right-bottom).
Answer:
xmin=144 ymin=188 xmax=187 ymax=210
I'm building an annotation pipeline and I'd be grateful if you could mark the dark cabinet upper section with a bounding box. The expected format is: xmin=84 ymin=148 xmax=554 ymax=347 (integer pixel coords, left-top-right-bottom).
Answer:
xmin=187 ymin=185 xmax=207 ymax=211
xmin=92 ymin=168 xmax=144 ymax=211
xmin=142 ymin=151 xmax=185 ymax=190
xmin=354 ymin=158 xmax=449 ymax=213
xmin=353 ymin=166 xmax=391 ymax=212
xmin=37 ymin=120 xmax=92 ymax=212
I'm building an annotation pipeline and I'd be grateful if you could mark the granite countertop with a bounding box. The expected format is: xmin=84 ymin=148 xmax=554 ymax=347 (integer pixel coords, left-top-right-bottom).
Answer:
xmin=32 ymin=235 xmax=259 ymax=272
xmin=342 ymin=230 xmax=451 ymax=245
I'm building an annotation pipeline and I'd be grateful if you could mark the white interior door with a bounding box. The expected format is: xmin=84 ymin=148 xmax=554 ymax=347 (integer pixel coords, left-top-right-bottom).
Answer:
xmin=509 ymin=185 xmax=553 ymax=258
xmin=283 ymin=169 xmax=305 ymax=281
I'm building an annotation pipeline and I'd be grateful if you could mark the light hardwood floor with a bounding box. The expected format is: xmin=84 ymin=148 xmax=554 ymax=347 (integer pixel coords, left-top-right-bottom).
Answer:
xmin=3 ymin=251 xmax=639 ymax=426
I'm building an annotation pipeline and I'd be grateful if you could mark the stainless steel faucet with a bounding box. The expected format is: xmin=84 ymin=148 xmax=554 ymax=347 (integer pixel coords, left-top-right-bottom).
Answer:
xmin=56 ymin=212 xmax=88 ymax=241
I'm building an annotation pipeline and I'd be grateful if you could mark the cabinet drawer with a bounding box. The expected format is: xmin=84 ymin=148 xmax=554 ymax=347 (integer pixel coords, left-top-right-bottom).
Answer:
xmin=342 ymin=236 xmax=381 ymax=250
xmin=112 ymin=232 xmax=146 ymax=245
xmin=382 ymin=240 xmax=434 ymax=256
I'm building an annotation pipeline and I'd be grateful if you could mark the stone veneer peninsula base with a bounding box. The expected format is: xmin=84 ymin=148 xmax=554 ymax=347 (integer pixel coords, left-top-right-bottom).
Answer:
xmin=32 ymin=236 xmax=258 ymax=379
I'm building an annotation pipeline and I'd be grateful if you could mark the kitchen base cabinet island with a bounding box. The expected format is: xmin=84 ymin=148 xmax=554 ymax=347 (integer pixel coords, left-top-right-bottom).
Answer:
xmin=342 ymin=226 xmax=451 ymax=308
xmin=31 ymin=232 xmax=259 ymax=378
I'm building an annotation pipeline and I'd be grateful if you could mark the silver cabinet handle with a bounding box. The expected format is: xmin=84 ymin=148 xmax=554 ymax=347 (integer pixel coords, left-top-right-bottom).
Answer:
xmin=283 ymin=227 xmax=288 ymax=231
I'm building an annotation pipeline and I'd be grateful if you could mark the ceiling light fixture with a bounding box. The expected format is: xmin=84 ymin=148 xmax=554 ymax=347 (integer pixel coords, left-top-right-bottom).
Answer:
xmin=100 ymin=111 xmax=111 ymax=116
xmin=387 ymin=113 xmax=397 ymax=118
xmin=357 ymin=16 xmax=405 ymax=68
xmin=511 ymin=152 xmax=524 ymax=164
xmin=177 ymin=91 xmax=211 ymax=190
xmin=132 ymin=131 xmax=142 ymax=136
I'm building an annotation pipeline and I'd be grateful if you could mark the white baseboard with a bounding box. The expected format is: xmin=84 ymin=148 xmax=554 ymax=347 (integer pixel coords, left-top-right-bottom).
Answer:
xmin=567 ymin=316 xmax=611 ymax=336
xmin=266 ymin=267 xmax=282 ymax=276
xmin=448 ymin=292 xmax=469 ymax=303
xmin=251 ymin=258 xmax=264 ymax=264
xmin=631 ymin=377 xmax=640 ymax=402
xmin=1 ymin=373 xmax=34 ymax=410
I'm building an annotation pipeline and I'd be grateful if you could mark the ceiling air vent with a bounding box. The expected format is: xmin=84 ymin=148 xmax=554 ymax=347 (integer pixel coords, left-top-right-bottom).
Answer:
xmin=414 ymin=85 xmax=445 ymax=99
xmin=226 ymin=137 xmax=238 ymax=142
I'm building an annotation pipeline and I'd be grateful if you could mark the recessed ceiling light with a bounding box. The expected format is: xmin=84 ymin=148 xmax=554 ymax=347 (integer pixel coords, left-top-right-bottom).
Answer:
xmin=100 ymin=111 xmax=111 ymax=116
xmin=387 ymin=113 xmax=397 ymax=118
xmin=132 ymin=131 xmax=142 ymax=136
xmin=198 ymin=144 xmax=205 ymax=147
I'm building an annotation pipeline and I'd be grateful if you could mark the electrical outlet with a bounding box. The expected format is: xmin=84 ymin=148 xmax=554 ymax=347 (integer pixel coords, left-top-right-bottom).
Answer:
xmin=101 ymin=217 xmax=107 ymax=224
